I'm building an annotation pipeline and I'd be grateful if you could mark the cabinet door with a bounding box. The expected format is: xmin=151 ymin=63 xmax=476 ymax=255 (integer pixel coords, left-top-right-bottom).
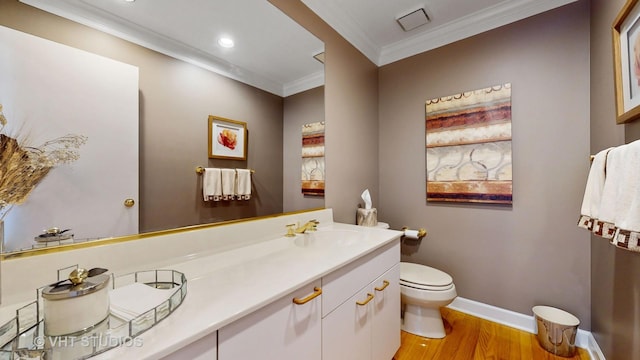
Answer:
xmin=322 ymin=285 xmax=373 ymax=360
xmin=371 ymin=264 xmax=401 ymax=360
xmin=218 ymin=280 xmax=322 ymax=360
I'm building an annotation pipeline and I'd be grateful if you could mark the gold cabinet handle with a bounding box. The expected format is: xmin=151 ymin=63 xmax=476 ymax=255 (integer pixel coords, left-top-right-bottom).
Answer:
xmin=293 ymin=287 xmax=322 ymax=305
xmin=124 ymin=198 xmax=135 ymax=207
xmin=356 ymin=293 xmax=374 ymax=306
xmin=374 ymin=280 xmax=390 ymax=292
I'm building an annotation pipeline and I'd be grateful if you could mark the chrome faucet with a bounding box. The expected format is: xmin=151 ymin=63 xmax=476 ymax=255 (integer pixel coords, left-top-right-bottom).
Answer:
xmin=295 ymin=219 xmax=319 ymax=234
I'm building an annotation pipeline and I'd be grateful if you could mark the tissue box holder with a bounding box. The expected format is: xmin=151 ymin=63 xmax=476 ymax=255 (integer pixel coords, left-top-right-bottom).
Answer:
xmin=357 ymin=208 xmax=378 ymax=226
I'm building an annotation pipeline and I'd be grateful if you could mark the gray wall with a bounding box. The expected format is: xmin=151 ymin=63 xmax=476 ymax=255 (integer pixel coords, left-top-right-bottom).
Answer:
xmin=378 ymin=1 xmax=591 ymax=328
xmin=272 ymin=0 xmax=380 ymax=224
xmin=278 ymin=0 xmax=594 ymax=331
xmin=591 ymin=0 xmax=640 ymax=358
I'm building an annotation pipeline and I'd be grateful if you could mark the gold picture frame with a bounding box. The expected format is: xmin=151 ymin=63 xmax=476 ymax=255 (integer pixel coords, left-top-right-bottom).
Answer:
xmin=613 ymin=0 xmax=640 ymax=124
xmin=208 ymin=115 xmax=247 ymax=160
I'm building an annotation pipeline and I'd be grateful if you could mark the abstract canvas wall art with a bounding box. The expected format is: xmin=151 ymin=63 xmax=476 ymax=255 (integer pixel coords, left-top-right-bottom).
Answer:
xmin=425 ymin=83 xmax=512 ymax=204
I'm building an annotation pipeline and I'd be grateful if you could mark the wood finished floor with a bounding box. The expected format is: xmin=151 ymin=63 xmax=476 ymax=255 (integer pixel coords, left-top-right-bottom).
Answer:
xmin=393 ymin=308 xmax=590 ymax=360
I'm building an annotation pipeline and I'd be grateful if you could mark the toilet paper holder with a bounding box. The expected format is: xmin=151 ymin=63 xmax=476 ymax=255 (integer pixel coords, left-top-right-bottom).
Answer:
xmin=401 ymin=227 xmax=427 ymax=239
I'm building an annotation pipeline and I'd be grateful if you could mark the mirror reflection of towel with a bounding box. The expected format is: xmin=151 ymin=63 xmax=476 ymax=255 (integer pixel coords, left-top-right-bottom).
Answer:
xmin=236 ymin=169 xmax=251 ymax=200
xmin=221 ymin=168 xmax=236 ymax=200
xmin=203 ymin=168 xmax=222 ymax=201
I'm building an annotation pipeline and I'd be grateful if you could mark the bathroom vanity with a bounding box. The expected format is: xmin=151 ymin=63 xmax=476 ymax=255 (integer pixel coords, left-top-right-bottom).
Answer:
xmin=217 ymin=237 xmax=399 ymax=360
xmin=0 ymin=209 xmax=402 ymax=360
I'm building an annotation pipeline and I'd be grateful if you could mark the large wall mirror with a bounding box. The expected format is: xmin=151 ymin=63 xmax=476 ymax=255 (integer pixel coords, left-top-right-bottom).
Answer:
xmin=0 ymin=0 xmax=325 ymax=255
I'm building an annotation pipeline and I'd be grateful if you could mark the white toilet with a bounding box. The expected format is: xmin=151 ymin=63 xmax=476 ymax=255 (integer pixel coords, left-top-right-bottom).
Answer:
xmin=400 ymin=262 xmax=457 ymax=338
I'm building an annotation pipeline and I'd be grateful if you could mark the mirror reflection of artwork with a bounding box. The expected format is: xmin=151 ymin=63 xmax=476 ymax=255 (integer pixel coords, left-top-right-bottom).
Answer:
xmin=425 ymin=83 xmax=512 ymax=204
xmin=301 ymin=121 xmax=325 ymax=196
xmin=208 ymin=116 xmax=247 ymax=160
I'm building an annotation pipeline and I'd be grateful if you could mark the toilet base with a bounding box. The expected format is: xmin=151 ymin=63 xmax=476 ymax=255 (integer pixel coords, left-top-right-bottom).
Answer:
xmin=402 ymin=304 xmax=446 ymax=338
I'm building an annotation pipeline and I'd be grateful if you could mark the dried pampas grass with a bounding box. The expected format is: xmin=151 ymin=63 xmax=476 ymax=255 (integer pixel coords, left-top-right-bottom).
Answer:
xmin=0 ymin=104 xmax=87 ymax=218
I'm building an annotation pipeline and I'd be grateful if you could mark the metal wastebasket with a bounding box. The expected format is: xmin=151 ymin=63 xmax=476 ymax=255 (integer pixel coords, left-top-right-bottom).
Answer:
xmin=532 ymin=306 xmax=580 ymax=357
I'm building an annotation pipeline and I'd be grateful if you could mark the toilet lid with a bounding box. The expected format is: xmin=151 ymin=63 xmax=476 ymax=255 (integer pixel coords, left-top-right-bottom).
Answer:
xmin=400 ymin=262 xmax=453 ymax=289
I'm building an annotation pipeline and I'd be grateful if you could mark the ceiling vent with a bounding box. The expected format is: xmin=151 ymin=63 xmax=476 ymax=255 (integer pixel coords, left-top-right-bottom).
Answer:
xmin=396 ymin=8 xmax=430 ymax=32
xmin=313 ymin=52 xmax=325 ymax=64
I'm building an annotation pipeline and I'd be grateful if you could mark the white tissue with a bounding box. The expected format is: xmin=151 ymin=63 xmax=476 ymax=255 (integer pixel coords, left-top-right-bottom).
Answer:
xmin=404 ymin=229 xmax=420 ymax=239
xmin=361 ymin=189 xmax=372 ymax=210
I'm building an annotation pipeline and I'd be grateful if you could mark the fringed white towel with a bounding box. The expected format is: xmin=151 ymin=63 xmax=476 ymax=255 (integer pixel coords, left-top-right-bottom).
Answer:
xmin=597 ymin=145 xmax=624 ymax=239
xmin=579 ymin=140 xmax=640 ymax=252
xmin=236 ymin=169 xmax=252 ymax=200
xmin=610 ymin=140 xmax=640 ymax=250
xmin=203 ymin=168 xmax=222 ymax=201
xmin=578 ymin=148 xmax=611 ymax=233
xmin=221 ymin=168 xmax=236 ymax=200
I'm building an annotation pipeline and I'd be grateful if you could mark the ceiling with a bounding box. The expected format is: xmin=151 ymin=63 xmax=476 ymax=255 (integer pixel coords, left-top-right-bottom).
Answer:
xmin=19 ymin=0 xmax=577 ymax=96
xmin=18 ymin=0 xmax=325 ymax=97
xmin=302 ymin=0 xmax=578 ymax=66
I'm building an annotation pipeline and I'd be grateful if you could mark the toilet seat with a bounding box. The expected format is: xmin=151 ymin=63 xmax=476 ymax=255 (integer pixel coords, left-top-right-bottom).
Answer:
xmin=400 ymin=262 xmax=453 ymax=291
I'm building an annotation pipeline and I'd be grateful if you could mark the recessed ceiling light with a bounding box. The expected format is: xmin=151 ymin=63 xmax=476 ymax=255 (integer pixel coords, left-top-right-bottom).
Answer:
xmin=124 ymin=0 xmax=135 ymax=2
xmin=218 ymin=37 xmax=234 ymax=48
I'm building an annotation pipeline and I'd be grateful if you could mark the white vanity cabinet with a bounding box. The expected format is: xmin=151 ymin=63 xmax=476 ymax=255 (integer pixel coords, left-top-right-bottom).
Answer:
xmin=216 ymin=236 xmax=400 ymax=360
xmin=321 ymin=240 xmax=401 ymax=360
xmin=161 ymin=332 xmax=217 ymax=360
xmin=218 ymin=280 xmax=322 ymax=359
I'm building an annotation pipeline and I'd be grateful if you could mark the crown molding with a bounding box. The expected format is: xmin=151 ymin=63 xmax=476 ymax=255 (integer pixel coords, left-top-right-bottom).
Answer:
xmin=19 ymin=0 xmax=321 ymax=97
xmin=283 ymin=71 xmax=325 ymax=97
xmin=378 ymin=0 xmax=578 ymax=66
xmin=304 ymin=0 xmax=578 ymax=67
xmin=301 ymin=0 xmax=380 ymax=65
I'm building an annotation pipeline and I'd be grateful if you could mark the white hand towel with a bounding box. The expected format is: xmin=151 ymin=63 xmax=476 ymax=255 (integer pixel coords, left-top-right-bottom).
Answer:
xmin=611 ymin=140 xmax=640 ymax=230
xmin=596 ymin=146 xmax=624 ymax=239
xmin=578 ymin=148 xmax=612 ymax=231
xmin=609 ymin=140 xmax=640 ymax=250
xmin=221 ymin=168 xmax=237 ymax=200
xmin=236 ymin=169 xmax=251 ymax=200
xmin=109 ymin=283 xmax=174 ymax=322
xmin=203 ymin=168 xmax=222 ymax=201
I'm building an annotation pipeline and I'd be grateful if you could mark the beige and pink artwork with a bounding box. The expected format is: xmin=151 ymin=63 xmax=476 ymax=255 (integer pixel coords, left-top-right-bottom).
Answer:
xmin=425 ymin=83 xmax=512 ymax=204
xmin=302 ymin=121 xmax=325 ymax=196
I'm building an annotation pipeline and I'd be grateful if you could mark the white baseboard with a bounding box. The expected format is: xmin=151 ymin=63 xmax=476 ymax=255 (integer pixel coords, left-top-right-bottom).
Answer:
xmin=447 ymin=297 xmax=605 ymax=360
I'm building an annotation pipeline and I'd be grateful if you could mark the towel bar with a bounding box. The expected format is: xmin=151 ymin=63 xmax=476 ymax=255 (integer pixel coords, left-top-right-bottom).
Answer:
xmin=196 ymin=166 xmax=255 ymax=174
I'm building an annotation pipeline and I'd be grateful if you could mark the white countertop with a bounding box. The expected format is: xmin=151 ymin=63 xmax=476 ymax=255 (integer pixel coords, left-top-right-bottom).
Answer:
xmin=93 ymin=221 xmax=401 ymax=359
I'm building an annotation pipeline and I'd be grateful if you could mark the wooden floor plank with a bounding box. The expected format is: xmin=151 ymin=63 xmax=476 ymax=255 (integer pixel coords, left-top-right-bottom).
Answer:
xmin=394 ymin=308 xmax=590 ymax=360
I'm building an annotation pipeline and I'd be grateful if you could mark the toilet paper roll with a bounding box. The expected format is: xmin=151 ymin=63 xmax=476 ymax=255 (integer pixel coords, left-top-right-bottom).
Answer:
xmin=403 ymin=229 xmax=420 ymax=239
xmin=356 ymin=208 xmax=377 ymax=226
